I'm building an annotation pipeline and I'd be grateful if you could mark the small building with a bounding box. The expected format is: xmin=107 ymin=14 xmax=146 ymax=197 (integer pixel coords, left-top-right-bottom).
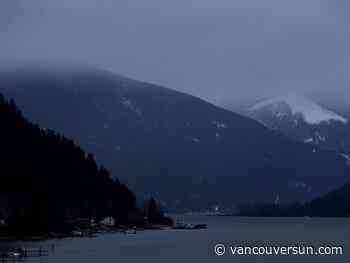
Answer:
xmin=99 ymin=217 xmax=115 ymax=226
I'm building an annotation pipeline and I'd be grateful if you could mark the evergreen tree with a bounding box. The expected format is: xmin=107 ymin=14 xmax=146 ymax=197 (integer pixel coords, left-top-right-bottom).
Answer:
xmin=0 ymin=93 xmax=141 ymax=234
xmin=147 ymin=198 xmax=162 ymax=223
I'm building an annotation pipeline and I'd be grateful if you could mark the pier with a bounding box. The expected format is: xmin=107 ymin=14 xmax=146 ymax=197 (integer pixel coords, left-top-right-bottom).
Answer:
xmin=0 ymin=247 xmax=48 ymax=262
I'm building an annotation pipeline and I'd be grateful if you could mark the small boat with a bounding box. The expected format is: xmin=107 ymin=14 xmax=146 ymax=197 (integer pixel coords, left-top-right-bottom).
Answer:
xmin=193 ymin=224 xmax=207 ymax=229
xmin=124 ymin=227 xmax=137 ymax=234
xmin=172 ymin=222 xmax=193 ymax=230
xmin=173 ymin=222 xmax=207 ymax=230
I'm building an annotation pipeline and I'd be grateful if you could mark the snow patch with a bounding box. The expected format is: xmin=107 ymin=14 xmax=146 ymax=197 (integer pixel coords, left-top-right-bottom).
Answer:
xmin=250 ymin=94 xmax=347 ymax=125
xmin=303 ymin=132 xmax=326 ymax=145
xmin=121 ymin=97 xmax=142 ymax=116
xmin=293 ymin=119 xmax=299 ymax=127
xmin=212 ymin=121 xmax=227 ymax=129
xmin=340 ymin=154 xmax=350 ymax=165
xmin=304 ymin=138 xmax=314 ymax=143
xmin=289 ymin=181 xmax=313 ymax=193
xmin=192 ymin=138 xmax=200 ymax=143
xmin=275 ymin=112 xmax=287 ymax=120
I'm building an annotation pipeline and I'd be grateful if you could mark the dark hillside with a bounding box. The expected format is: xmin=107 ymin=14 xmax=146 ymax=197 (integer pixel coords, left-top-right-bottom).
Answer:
xmin=0 ymin=94 xmax=137 ymax=234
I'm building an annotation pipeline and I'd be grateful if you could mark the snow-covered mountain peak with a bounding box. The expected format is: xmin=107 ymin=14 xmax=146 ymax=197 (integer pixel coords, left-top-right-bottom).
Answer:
xmin=250 ymin=94 xmax=348 ymax=125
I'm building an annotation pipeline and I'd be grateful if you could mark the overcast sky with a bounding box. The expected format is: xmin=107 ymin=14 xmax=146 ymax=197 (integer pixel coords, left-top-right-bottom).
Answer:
xmin=1 ymin=0 xmax=350 ymax=106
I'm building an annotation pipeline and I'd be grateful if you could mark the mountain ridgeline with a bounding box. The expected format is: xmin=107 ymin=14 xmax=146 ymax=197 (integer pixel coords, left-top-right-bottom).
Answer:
xmin=0 ymin=93 xmax=142 ymax=235
xmin=246 ymin=95 xmax=350 ymax=156
xmin=1 ymin=66 xmax=350 ymax=211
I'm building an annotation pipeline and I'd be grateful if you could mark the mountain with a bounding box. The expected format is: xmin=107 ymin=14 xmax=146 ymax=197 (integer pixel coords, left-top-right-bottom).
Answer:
xmin=308 ymin=180 xmax=350 ymax=217
xmin=246 ymin=94 xmax=350 ymax=156
xmin=1 ymin=66 xmax=350 ymax=210
xmin=0 ymin=93 xmax=138 ymax=234
xmin=250 ymin=94 xmax=347 ymax=125
xmin=238 ymin=179 xmax=350 ymax=217
xmin=240 ymin=178 xmax=350 ymax=217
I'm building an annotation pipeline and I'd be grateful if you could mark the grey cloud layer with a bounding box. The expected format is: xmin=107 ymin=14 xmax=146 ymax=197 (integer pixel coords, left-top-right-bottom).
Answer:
xmin=1 ymin=0 xmax=349 ymax=105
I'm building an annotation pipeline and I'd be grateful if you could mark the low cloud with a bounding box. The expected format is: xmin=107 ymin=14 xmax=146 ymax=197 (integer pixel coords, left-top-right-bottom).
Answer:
xmin=1 ymin=0 xmax=349 ymax=106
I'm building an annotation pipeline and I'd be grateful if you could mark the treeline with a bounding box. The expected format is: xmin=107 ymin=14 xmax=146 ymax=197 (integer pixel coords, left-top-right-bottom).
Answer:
xmin=0 ymin=94 xmax=170 ymax=236
xmin=239 ymin=183 xmax=350 ymax=217
xmin=308 ymin=181 xmax=350 ymax=217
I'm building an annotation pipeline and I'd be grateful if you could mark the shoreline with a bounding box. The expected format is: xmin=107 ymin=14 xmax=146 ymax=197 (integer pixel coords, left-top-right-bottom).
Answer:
xmin=0 ymin=224 xmax=173 ymax=242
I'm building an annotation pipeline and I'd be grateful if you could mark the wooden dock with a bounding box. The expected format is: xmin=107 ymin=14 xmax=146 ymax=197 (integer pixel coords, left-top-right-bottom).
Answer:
xmin=0 ymin=247 xmax=48 ymax=262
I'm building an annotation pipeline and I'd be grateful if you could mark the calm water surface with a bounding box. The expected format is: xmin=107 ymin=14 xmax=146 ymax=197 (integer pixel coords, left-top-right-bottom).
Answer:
xmin=4 ymin=215 xmax=350 ymax=263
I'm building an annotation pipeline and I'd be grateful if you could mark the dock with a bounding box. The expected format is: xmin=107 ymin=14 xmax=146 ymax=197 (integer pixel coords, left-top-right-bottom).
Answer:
xmin=0 ymin=247 xmax=48 ymax=262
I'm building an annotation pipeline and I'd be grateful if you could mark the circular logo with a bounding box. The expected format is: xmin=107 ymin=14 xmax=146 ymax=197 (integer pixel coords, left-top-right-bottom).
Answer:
xmin=214 ymin=244 xmax=226 ymax=256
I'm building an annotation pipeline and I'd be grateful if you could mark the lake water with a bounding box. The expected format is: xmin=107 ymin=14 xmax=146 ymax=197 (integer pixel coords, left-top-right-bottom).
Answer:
xmin=3 ymin=215 xmax=350 ymax=263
